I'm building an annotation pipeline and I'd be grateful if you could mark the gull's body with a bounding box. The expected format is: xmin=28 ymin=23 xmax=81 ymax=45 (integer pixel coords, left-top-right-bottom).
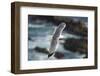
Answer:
xmin=48 ymin=23 xmax=66 ymax=58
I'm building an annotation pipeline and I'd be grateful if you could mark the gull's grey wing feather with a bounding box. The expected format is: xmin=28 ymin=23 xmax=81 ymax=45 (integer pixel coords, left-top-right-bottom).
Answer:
xmin=48 ymin=22 xmax=66 ymax=55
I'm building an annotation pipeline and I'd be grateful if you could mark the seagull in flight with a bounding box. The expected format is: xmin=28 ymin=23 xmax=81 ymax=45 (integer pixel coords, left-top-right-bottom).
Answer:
xmin=48 ymin=22 xmax=66 ymax=58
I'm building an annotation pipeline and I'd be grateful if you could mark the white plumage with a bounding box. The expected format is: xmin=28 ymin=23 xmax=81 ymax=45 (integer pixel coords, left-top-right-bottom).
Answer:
xmin=48 ymin=22 xmax=66 ymax=58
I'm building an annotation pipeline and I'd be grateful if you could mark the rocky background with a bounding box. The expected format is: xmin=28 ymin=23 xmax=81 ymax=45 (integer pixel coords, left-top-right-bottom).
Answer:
xmin=28 ymin=15 xmax=88 ymax=60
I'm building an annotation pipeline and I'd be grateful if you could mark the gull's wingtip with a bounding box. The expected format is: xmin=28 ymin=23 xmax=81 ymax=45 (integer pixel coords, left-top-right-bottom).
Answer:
xmin=59 ymin=22 xmax=66 ymax=26
xmin=58 ymin=22 xmax=66 ymax=30
xmin=48 ymin=53 xmax=54 ymax=58
xmin=61 ymin=22 xmax=66 ymax=25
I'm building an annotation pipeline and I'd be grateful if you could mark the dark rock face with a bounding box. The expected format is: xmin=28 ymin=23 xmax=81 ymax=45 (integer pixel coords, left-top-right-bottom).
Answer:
xmin=65 ymin=20 xmax=87 ymax=37
xmin=54 ymin=52 xmax=64 ymax=59
xmin=53 ymin=17 xmax=88 ymax=37
xmin=54 ymin=17 xmax=88 ymax=58
xmin=63 ymin=38 xmax=87 ymax=55
xmin=34 ymin=47 xmax=49 ymax=54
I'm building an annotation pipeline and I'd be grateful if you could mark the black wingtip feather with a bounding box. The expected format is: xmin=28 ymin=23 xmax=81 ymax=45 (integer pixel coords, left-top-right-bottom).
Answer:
xmin=48 ymin=53 xmax=54 ymax=58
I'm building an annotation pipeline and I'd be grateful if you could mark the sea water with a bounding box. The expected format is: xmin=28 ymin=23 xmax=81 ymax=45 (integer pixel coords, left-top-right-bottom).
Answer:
xmin=28 ymin=24 xmax=85 ymax=60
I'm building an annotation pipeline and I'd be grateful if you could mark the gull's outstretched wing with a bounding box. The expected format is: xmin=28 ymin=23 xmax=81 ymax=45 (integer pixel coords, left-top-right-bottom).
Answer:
xmin=48 ymin=22 xmax=66 ymax=58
